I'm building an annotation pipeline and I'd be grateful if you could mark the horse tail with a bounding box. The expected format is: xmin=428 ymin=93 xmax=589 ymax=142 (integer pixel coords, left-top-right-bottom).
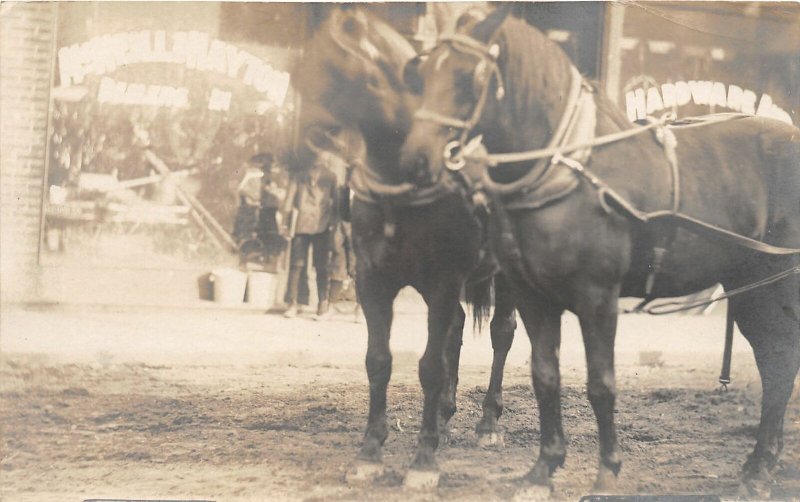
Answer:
xmin=464 ymin=274 xmax=494 ymax=333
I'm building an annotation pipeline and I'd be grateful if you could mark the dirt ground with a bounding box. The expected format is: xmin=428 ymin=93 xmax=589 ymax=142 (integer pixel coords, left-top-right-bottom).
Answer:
xmin=1 ymin=301 xmax=799 ymax=501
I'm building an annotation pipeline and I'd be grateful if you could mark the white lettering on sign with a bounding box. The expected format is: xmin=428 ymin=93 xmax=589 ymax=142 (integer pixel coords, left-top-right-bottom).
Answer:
xmin=97 ymin=76 xmax=189 ymax=108
xmin=207 ymin=88 xmax=232 ymax=111
xmin=626 ymin=80 xmax=792 ymax=125
xmin=58 ymin=31 xmax=290 ymax=107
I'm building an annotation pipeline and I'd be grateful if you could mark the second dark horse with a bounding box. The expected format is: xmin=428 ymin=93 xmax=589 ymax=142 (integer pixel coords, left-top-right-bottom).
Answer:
xmin=292 ymin=7 xmax=518 ymax=487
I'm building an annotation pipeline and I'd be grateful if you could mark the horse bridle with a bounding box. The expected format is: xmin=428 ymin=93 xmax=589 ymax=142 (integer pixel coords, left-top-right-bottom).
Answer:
xmin=413 ymin=34 xmax=505 ymax=171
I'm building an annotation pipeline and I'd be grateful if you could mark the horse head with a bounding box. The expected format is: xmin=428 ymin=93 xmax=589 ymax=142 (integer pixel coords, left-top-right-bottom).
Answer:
xmin=293 ymin=6 xmax=418 ymax=184
xmin=294 ymin=7 xmax=417 ymax=137
xmin=400 ymin=6 xmax=574 ymax=185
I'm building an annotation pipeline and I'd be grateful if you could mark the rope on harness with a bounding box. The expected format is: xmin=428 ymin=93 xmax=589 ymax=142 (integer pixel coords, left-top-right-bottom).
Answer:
xmin=622 ymin=264 xmax=800 ymax=315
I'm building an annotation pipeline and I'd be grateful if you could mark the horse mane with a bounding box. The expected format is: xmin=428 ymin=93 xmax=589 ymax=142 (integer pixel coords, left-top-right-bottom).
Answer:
xmin=482 ymin=15 xmax=575 ymax=150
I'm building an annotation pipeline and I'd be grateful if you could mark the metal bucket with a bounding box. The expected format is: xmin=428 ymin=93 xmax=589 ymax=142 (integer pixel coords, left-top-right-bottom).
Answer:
xmin=246 ymin=272 xmax=277 ymax=309
xmin=210 ymin=268 xmax=247 ymax=305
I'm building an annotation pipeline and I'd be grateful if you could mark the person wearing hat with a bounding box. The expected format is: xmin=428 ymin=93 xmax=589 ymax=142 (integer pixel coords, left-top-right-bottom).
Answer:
xmin=279 ymin=151 xmax=339 ymax=320
xmin=233 ymin=152 xmax=287 ymax=268
xmin=232 ymin=155 xmax=265 ymax=247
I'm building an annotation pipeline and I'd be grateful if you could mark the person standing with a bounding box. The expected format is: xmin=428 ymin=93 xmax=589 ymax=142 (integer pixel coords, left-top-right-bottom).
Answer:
xmin=253 ymin=153 xmax=287 ymax=269
xmin=314 ymin=149 xmax=355 ymax=303
xmin=232 ymin=155 xmax=264 ymax=247
xmin=280 ymin=154 xmax=338 ymax=320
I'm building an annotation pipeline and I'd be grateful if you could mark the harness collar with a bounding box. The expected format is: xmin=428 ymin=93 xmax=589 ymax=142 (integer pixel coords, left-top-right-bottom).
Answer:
xmin=478 ymin=63 xmax=593 ymax=199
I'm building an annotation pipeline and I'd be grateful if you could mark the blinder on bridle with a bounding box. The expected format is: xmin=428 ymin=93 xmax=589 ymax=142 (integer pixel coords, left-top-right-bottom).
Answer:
xmin=410 ymin=35 xmax=505 ymax=171
xmin=402 ymin=54 xmax=427 ymax=95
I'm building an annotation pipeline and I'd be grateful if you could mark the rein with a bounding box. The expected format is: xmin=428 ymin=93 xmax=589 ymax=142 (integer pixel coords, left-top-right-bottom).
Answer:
xmin=630 ymin=264 xmax=800 ymax=315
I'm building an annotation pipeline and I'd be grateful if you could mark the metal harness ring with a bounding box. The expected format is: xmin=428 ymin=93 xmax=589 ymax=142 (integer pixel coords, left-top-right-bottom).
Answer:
xmin=444 ymin=140 xmax=466 ymax=171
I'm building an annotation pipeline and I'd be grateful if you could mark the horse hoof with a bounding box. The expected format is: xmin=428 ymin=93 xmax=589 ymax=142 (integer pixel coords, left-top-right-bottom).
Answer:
xmin=591 ymin=470 xmax=618 ymax=494
xmin=513 ymin=483 xmax=552 ymax=501
xmin=477 ymin=431 xmax=504 ymax=448
xmin=345 ymin=462 xmax=384 ymax=484
xmin=403 ymin=469 xmax=440 ymax=490
xmin=738 ymin=479 xmax=771 ymax=500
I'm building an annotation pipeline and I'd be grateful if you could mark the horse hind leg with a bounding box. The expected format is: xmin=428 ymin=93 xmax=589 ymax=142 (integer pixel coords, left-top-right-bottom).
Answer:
xmin=728 ymin=266 xmax=800 ymax=498
xmin=476 ymin=274 xmax=517 ymax=447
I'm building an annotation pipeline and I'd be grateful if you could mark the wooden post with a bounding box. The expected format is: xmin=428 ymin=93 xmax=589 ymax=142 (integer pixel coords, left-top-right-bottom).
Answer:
xmin=601 ymin=3 xmax=626 ymax=105
xmin=145 ymin=150 xmax=237 ymax=251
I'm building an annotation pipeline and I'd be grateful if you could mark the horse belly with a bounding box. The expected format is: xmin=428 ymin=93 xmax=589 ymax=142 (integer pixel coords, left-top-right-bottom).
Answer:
xmin=623 ymin=227 xmax=740 ymax=298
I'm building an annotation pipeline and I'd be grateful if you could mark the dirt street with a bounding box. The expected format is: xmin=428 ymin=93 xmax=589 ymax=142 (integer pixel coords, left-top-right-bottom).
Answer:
xmin=1 ymin=297 xmax=799 ymax=501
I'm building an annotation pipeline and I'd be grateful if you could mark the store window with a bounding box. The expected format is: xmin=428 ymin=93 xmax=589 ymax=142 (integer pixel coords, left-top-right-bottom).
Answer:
xmin=43 ymin=2 xmax=303 ymax=268
xmin=614 ymin=2 xmax=798 ymax=124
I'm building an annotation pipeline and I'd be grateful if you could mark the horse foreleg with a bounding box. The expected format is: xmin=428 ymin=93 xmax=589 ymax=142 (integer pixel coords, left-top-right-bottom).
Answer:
xmin=439 ymin=304 xmax=466 ymax=442
xmin=729 ymin=271 xmax=800 ymax=498
xmin=517 ymin=296 xmax=565 ymax=491
xmin=477 ymin=273 xmax=517 ymax=446
xmin=576 ymin=283 xmax=622 ymax=493
xmin=346 ymin=274 xmax=398 ymax=483
xmin=405 ymin=278 xmax=463 ymax=489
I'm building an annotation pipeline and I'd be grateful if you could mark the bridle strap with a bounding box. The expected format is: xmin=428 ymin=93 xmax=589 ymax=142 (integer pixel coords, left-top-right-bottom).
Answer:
xmin=413 ymin=34 xmax=504 ymax=150
xmin=414 ymin=109 xmax=472 ymax=130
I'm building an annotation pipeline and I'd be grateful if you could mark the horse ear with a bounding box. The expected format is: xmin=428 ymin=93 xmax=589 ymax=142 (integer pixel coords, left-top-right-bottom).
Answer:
xmin=402 ymin=55 xmax=425 ymax=95
xmin=454 ymin=7 xmax=488 ymax=34
xmin=471 ymin=4 xmax=511 ymax=43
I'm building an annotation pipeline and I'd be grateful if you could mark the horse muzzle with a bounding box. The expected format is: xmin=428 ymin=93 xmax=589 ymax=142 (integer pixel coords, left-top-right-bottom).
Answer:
xmin=405 ymin=152 xmax=438 ymax=187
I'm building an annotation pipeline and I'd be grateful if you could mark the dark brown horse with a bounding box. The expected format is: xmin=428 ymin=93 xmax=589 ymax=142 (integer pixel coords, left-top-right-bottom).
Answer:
xmin=400 ymin=7 xmax=800 ymax=498
xmin=292 ymin=7 xmax=518 ymax=487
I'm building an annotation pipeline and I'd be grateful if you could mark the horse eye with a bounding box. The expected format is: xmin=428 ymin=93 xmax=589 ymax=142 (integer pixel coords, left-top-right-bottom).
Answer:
xmin=342 ymin=18 xmax=357 ymax=34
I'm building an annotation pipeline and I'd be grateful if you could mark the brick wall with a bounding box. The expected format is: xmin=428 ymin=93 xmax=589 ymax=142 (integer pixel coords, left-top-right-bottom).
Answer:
xmin=0 ymin=2 xmax=56 ymax=301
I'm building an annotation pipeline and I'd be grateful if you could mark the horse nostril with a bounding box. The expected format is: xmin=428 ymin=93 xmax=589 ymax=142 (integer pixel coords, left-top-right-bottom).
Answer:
xmin=413 ymin=154 xmax=429 ymax=181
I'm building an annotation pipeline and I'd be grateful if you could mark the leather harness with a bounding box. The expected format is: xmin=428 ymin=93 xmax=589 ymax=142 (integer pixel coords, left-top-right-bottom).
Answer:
xmin=412 ymin=34 xmax=800 ymax=260
xmin=410 ymin=32 xmax=800 ymax=390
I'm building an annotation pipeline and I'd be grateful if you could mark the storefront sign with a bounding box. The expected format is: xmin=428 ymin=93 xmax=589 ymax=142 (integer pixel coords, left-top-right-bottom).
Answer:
xmin=625 ymin=80 xmax=793 ymax=125
xmin=58 ymin=30 xmax=290 ymax=107
xmin=97 ymin=77 xmax=190 ymax=108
